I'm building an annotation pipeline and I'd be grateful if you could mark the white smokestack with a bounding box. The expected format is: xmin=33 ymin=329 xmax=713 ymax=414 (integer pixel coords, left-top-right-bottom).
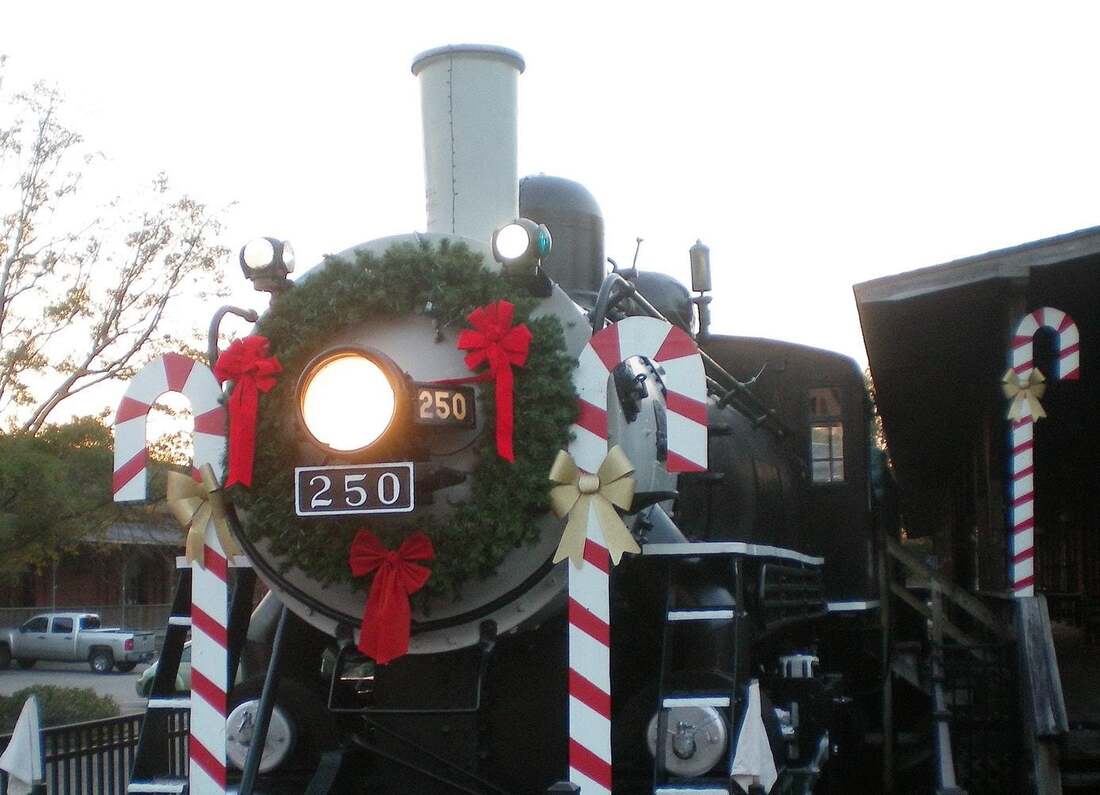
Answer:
xmin=411 ymin=45 xmax=525 ymax=245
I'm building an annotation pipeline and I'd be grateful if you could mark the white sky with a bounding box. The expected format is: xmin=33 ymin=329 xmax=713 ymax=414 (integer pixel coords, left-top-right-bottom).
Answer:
xmin=5 ymin=2 xmax=1100 ymax=421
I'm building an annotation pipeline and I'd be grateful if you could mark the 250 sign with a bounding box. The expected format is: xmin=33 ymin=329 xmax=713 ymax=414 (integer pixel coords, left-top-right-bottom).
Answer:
xmin=294 ymin=462 xmax=414 ymax=516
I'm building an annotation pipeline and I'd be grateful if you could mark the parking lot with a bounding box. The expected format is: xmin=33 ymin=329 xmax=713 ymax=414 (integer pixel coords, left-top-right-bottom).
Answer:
xmin=0 ymin=661 xmax=151 ymax=715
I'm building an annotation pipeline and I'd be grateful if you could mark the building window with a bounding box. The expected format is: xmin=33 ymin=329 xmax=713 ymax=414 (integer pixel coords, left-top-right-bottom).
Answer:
xmin=809 ymin=387 xmax=845 ymax=484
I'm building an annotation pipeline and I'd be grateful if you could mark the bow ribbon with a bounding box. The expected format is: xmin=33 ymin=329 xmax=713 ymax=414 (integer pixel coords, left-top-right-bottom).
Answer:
xmin=549 ymin=446 xmax=640 ymax=567
xmin=166 ymin=464 xmax=241 ymax=566
xmin=1003 ymin=368 xmax=1047 ymax=421
xmin=213 ymin=336 xmax=282 ymax=487
xmin=456 ymin=301 xmax=532 ymax=462
xmin=347 ymin=529 xmax=434 ymax=664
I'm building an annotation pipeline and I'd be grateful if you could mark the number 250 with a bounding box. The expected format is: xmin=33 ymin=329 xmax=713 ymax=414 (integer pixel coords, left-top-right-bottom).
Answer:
xmin=309 ymin=473 xmax=403 ymax=509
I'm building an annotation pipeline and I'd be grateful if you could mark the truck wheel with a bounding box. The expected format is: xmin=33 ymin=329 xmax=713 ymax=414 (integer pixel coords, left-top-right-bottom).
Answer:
xmin=0 ymin=645 xmax=10 ymax=670
xmin=15 ymin=659 xmax=35 ymax=670
xmin=115 ymin=662 xmax=137 ymax=673
xmin=89 ymin=649 xmax=115 ymax=674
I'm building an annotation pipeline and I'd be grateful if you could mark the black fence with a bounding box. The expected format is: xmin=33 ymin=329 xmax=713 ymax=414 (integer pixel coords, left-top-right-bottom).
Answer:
xmin=0 ymin=710 xmax=188 ymax=794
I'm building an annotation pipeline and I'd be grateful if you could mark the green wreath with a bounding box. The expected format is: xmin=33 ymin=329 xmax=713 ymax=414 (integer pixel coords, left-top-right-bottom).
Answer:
xmin=232 ymin=239 xmax=577 ymax=597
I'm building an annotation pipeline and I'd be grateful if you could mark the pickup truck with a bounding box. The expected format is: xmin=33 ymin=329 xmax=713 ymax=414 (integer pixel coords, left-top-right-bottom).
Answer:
xmin=0 ymin=612 xmax=157 ymax=673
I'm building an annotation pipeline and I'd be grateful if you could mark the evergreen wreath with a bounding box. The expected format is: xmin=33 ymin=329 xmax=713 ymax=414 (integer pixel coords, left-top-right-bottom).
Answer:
xmin=232 ymin=239 xmax=577 ymax=597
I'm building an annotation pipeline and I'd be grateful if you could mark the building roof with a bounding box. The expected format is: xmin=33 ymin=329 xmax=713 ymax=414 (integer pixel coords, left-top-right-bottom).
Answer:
xmin=88 ymin=522 xmax=181 ymax=547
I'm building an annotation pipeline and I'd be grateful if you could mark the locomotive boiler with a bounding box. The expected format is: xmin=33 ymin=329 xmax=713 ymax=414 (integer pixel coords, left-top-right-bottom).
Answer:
xmin=215 ymin=44 xmax=882 ymax=795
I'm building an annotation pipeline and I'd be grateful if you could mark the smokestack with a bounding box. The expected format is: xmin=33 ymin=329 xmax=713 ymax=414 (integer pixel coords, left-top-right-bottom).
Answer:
xmin=411 ymin=45 xmax=525 ymax=246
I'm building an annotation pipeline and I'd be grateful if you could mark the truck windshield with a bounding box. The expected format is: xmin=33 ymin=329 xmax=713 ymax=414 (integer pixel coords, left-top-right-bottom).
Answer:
xmin=79 ymin=616 xmax=101 ymax=630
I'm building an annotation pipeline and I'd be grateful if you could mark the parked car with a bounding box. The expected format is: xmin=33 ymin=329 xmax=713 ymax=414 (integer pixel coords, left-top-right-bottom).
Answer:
xmin=136 ymin=641 xmax=190 ymax=696
xmin=0 ymin=613 xmax=157 ymax=673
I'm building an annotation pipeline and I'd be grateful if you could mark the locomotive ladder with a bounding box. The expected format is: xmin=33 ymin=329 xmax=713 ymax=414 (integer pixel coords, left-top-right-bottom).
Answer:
xmin=650 ymin=552 xmax=741 ymax=795
xmin=127 ymin=556 xmax=256 ymax=794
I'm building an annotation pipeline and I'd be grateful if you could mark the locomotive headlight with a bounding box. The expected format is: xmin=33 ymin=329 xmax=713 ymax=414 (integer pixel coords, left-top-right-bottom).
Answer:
xmin=491 ymin=218 xmax=552 ymax=274
xmin=297 ymin=348 xmax=404 ymax=454
xmin=240 ymin=236 xmax=295 ymax=295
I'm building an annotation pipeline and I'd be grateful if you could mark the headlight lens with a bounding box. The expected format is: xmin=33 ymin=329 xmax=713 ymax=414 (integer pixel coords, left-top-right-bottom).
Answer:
xmin=298 ymin=351 xmax=398 ymax=452
xmin=494 ymin=223 xmax=531 ymax=260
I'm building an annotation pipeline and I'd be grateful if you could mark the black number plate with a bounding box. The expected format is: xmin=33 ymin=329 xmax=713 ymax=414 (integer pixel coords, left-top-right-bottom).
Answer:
xmin=295 ymin=463 xmax=414 ymax=517
xmin=414 ymin=383 xmax=476 ymax=428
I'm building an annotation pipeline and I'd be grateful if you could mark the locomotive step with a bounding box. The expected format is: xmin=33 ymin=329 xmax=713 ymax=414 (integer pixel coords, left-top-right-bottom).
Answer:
xmin=654 ymin=783 xmax=730 ymax=795
xmin=146 ymin=697 xmax=192 ymax=709
xmin=127 ymin=779 xmax=187 ymax=794
xmin=667 ymin=608 xmax=735 ymax=621
xmin=167 ymin=615 xmax=191 ymax=627
xmin=661 ymin=693 xmax=732 ymax=708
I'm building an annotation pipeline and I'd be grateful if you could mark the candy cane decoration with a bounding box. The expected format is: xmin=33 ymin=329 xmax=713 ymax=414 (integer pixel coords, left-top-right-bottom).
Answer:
xmin=1008 ymin=307 xmax=1079 ymax=597
xmin=565 ymin=317 xmax=707 ymax=795
xmin=113 ymin=353 xmax=232 ymax=795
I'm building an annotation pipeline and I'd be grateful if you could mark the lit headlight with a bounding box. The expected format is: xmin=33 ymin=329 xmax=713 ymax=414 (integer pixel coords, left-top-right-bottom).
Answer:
xmin=297 ymin=348 xmax=403 ymax=454
xmin=491 ymin=218 xmax=552 ymax=274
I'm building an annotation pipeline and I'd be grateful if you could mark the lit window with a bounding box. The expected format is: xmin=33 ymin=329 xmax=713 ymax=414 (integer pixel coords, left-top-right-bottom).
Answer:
xmin=809 ymin=388 xmax=844 ymax=484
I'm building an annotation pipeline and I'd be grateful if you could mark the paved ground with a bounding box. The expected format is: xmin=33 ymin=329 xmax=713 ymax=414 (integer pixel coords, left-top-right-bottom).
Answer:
xmin=0 ymin=660 xmax=151 ymax=715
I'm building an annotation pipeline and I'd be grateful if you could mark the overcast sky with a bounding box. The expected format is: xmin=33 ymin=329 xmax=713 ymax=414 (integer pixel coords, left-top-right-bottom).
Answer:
xmin=5 ymin=2 xmax=1100 ymax=419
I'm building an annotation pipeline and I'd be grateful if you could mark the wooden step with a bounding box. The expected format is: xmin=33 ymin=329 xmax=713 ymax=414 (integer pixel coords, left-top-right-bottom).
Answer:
xmin=128 ymin=779 xmax=187 ymax=794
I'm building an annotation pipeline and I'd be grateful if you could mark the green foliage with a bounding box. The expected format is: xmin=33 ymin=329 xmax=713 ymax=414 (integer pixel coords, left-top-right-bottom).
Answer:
xmin=0 ymin=686 xmax=119 ymax=733
xmin=0 ymin=416 xmax=119 ymax=578
xmin=235 ymin=240 xmax=577 ymax=596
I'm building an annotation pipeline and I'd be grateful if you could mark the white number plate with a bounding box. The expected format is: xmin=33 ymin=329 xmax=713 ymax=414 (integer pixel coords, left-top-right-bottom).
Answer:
xmin=294 ymin=462 xmax=414 ymax=517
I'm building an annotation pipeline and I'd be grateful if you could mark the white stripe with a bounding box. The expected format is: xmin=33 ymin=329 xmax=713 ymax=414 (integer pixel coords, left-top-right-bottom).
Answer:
xmin=656 ymin=354 xmax=706 ymax=390
xmin=665 ymin=410 xmax=708 ymax=469
xmin=113 ymin=416 xmax=149 ymax=502
xmin=187 ymin=756 xmax=225 ymax=795
xmin=569 ymin=425 xmax=610 ymax=475
xmin=191 ymin=623 xmax=229 ymax=693
xmin=127 ymin=357 xmax=171 ymax=405
xmin=663 ymin=695 xmax=730 ymax=708
xmin=643 ymin=541 xmax=824 ymax=566
xmin=1015 ymin=583 xmax=1035 ymax=596
xmin=1012 ymin=448 xmax=1033 ymax=473
xmin=668 ymin=609 xmax=735 ymax=621
xmin=569 ymin=696 xmax=612 ymax=762
xmin=1059 ymin=319 xmax=1079 ymax=348
xmin=1012 ymin=422 xmax=1033 ymax=445
xmin=827 ymin=600 xmax=881 ymax=612
xmin=1061 ymin=350 xmax=1080 ymax=378
xmin=193 ymin=432 xmax=227 ymax=480
xmin=1013 ymin=527 xmax=1034 ymax=552
xmin=568 ymin=768 xmax=610 ymax=795
xmin=1014 ymin=557 xmax=1034 ymax=580
xmin=574 ymin=345 xmax=611 ymax=402
xmin=616 ymin=316 xmax=673 ymax=360
xmin=570 ymin=557 xmax=611 ymax=625
xmin=569 ymin=628 xmax=610 ymax=692
xmin=1041 ymin=307 xmax=1065 ymax=330
xmin=1013 ymin=474 xmax=1034 ymax=501
xmin=1015 ymin=314 xmax=1040 ymax=339
xmin=192 ymin=567 xmax=229 ymax=624
xmin=182 ymin=364 xmax=223 ymax=416
xmin=1012 ymin=500 xmax=1034 ymax=524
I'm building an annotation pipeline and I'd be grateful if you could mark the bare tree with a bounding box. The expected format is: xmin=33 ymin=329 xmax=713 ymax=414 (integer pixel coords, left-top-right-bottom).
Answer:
xmin=0 ymin=74 xmax=228 ymax=432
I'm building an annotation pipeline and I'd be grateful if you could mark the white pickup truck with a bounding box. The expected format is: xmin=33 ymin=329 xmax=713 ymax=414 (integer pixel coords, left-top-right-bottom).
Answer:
xmin=0 ymin=612 xmax=157 ymax=673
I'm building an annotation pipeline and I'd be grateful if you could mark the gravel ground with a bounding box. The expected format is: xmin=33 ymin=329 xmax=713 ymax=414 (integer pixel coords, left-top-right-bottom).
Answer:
xmin=0 ymin=660 xmax=150 ymax=715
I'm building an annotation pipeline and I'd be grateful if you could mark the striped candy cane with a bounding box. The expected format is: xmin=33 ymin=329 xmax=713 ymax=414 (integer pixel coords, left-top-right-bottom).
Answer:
xmin=1008 ymin=307 xmax=1079 ymax=597
xmin=113 ymin=353 xmax=232 ymax=794
xmin=566 ymin=317 xmax=708 ymax=795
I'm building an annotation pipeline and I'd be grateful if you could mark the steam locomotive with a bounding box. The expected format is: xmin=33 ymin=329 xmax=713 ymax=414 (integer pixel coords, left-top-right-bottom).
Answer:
xmin=223 ymin=45 xmax=884 ymax=795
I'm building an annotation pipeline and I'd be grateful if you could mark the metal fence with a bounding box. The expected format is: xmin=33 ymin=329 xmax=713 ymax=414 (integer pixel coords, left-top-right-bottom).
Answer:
xmin=0 ymin=605 xmax=171 ymax=632
xmin=0 ymin=711 xmax=188 ymax=794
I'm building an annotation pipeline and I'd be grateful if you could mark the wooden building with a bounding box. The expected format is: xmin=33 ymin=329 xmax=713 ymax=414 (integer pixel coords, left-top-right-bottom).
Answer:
xmin=855 ymin=226 xmax=1100 ymax=622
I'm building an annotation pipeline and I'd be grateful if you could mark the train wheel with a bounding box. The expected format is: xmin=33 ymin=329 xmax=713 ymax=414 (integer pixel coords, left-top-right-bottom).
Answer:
xmin=226 ymin=678 xmax=338 ymax=776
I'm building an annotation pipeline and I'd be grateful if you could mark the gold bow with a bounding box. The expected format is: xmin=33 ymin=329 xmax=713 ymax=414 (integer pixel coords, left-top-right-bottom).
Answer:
xmin=1003 ymin=368 xmax=1047 ymax=421
xmin=167 ymin=464 xmax=241 ymax=566
xmin=549 ymin=446 xmax=640 ymax=568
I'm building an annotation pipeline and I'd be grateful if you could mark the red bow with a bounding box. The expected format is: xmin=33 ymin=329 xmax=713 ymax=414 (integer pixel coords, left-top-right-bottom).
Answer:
xmin=213 ymin=336 xmax=281 ymax=488
xmin=347 ymin=529 xmax=434 ymax=665
xmin=456 ymin=300 xmax=532 ymax=462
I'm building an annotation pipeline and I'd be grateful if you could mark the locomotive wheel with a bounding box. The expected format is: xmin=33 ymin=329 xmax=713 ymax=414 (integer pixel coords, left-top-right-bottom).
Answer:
xmin=226 ymin=677 xmax=338 ymax=776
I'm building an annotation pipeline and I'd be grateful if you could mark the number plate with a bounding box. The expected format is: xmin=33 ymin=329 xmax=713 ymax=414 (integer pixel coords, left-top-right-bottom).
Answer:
xmin=294 ymin=463 xmax=414 ymax=517
xmin=414 ymin=383 xmax=476 ymax=428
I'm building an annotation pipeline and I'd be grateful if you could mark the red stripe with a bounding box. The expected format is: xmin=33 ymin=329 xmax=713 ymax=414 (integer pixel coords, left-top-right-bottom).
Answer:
xmin=1014 ymin=465 xmax=1035 ymax=480
xmin=653 ymin=325 xmax=698 ymax=362
xmin=1012 ymin=361 xmax=1034 ymax=376
xmin=1011 ymin=416 xmax=1032 ymax=429
xmin=569 ymin=598 xmax=610 ymax=646
xmin=193 ymin=406 xmax=227 ymax=435
xmin=1012 ymin=336 xmax=1034 ymax=348
xmin=1032 ymin=308 xmax=1044 ymax=326
xmin=589 ymin=324 xmax=622 ymax=372
xmin=114 ymin=396 xmax=152 ymax=424
xmin=1013 ymin=517 xmax=1035 ymax=533
xmin=1012 ymin=439 xmax=1033 ymax=455
xmin=583 ymin=539 xmax=610 ymax=574
xmin=1014 ymin=575 xmax=1036 ymax=592
xmin=163 ymin=353 xmax=196 ymax=392
xmin=191 ymin=605 xmax=228 ymax=648
xmin=112 ymin=449 xmax=148 ymax=494
xmin=1011 ymin=492 xmax=1034 ymax=508
xmin=1058 ymin=313 xmax=1075 ymax=332
xmin=665 ymin=390 xmax=708 ymax=424
xmin=204 ymin=546 xmax=228 ymax=581
xmin=569 ymin=739 xmax=612 ymax=790
xmin=191 ymin=467 xmax=203 ymax=482
xmin=1012 ymin=547 xmax=1035 ymax=565
xmin=569 ymin=669 xmax=611 ymax=718
xmin=191 ymin=668 xmax=227 ymax=716
xmin=1061 ymin=341 xmax=1080 ymax=357
xmin=667 ymin=450 xmax=706 ymax=473
xmin=575 ymin=399 xmax=609 ymax=439
xmin=189 ymin=735 xmax=228 ymax=788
